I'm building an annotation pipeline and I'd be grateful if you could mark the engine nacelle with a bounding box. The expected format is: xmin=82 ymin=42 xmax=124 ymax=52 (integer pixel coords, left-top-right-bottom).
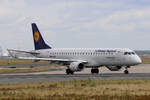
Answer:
xmin=69 ymin=62 xmax=84 ymax=72
xmin=106 ymin=66 xmax=122 ymax=71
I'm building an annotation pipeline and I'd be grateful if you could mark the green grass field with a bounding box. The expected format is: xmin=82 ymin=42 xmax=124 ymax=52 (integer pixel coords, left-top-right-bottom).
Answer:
xmin=0 ymin=79 xmax=150 ymax=100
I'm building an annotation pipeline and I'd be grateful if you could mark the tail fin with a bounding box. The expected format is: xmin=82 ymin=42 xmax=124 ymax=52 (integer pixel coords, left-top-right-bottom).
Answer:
xmin=32 ymin=23 xmax=51 ymax=50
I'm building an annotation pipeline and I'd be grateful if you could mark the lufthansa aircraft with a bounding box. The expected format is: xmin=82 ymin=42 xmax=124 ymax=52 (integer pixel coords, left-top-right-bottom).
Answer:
xmin=8 ymin=23 xmax=142 ymax=74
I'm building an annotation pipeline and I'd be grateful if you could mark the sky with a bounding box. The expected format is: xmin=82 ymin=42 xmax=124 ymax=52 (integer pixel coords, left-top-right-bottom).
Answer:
xmin=0 ymin=0 xmax=150 ymax=52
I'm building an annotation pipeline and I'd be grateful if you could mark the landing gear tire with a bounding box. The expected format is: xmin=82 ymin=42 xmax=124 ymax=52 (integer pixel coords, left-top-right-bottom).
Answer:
xmin=91 ymin=68 xmax=99 ymax=74
xmin=124 ymin=66 xmax=130 ymax=74
xmin=66 ymin=69 xmax=74 ymax=75
xmin=124 ymin=70 xmax=129 ymax=74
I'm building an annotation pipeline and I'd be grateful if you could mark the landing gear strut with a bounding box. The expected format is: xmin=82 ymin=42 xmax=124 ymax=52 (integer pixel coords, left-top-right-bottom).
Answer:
xmin=66 ymin=69 xmax=74 ymax=75
xmin=124 ymin=66 xmax=130 ymax=74
xmin=91 ymin=68 xmax=99 ymax=74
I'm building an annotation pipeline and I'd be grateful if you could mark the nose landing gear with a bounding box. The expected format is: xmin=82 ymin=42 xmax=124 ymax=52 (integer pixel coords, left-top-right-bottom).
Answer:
xmin=124 ymin=66 xmax=130 ymax=74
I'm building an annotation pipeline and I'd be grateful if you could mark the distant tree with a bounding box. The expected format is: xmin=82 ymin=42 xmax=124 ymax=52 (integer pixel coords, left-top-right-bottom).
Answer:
xmin=0 ymin=46 xmax=3 ymax=56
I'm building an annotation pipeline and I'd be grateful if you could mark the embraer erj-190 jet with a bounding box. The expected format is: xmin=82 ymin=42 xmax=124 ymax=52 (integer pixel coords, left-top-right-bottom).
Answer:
xmin=8 ymin=23 xmax=142 ymax=74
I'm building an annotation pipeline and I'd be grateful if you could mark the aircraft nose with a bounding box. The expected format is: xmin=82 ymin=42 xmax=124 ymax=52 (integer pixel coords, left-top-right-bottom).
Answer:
xmin=134 ymin=56 xmax=142 ymax=65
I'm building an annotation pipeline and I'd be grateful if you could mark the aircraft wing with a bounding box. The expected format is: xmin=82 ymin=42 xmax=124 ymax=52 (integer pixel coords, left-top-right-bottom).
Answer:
xmin=16 ymin=57 xmax=88 ymax=63
xmin=7 ymin=49 xmax=88 ymax=63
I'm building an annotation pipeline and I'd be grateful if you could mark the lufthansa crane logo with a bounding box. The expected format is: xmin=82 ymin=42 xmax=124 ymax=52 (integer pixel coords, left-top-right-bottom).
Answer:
xmin=34 ymin=32 xmax=40 ymax=42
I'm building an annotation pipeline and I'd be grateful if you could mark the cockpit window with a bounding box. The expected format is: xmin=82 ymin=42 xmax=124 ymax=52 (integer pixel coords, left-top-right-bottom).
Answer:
xmin=124 ymin=52 xmax=135 ymax=55
xmin=124 ymin=52 xmax=128 ymax=55
xmin=128 ymin=52 xmax=131 ymax=55
xmin=131 ymin=52 xmax=135 ymax=55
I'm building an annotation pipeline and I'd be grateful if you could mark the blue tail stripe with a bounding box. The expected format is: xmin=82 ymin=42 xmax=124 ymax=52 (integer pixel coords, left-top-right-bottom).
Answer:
xmin=32 ymin=23 xmax=51 ymax=50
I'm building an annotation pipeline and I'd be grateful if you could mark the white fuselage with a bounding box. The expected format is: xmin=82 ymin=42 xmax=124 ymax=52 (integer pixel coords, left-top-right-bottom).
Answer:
xmin=34 ymin=48 xmax=142 ymax=67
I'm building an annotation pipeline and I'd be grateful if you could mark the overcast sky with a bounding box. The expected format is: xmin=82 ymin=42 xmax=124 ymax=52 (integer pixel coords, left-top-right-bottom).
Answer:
xmin=0 ymin=0 xmax=150 ymax=51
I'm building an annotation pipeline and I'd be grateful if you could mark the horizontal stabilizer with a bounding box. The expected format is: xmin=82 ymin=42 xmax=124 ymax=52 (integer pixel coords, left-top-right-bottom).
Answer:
xmin=7 ymin=49 xmax=39 ymax=58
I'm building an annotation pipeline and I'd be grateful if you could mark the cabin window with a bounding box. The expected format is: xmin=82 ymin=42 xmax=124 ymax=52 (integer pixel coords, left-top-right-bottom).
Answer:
xmin=124 ymin=52 xmax=135 ymax=55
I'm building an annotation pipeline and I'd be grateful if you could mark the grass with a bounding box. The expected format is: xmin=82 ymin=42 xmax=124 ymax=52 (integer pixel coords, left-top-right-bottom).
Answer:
xmin=141 ymin=56 xmax=150 ymax=64
xmin=0 ymin=59 xmax=60 ymax=74
xmin=0 ymin=68 xmax=51 ymax=74
xmin=0 ymin=64 xmax=60 ymax=74
xmin=0 ymin=59 xmax=49 ymax=66
xmin=0 ymin=79 xmax=150 ymax=100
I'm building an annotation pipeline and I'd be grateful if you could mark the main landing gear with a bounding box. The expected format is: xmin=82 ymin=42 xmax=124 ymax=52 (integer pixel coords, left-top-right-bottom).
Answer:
xmin=124 ymin=66 xmax=130 ymax=74
xmin=91 ymin=68 xmax=99 ymax=74
xmin=66 ymin=69 xmax=74 ymax=75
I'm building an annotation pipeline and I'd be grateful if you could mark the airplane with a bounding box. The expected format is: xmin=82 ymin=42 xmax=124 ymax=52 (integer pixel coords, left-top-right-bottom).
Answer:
xmin=8 ymin=23 xmax=142 ymax=74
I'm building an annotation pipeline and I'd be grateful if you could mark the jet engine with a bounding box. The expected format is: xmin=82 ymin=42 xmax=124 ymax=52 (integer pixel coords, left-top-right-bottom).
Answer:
xmin=106 ymin=66 xmax=122 ymax=71
xmin=69 ymin=62 xmax=84 ymax=72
